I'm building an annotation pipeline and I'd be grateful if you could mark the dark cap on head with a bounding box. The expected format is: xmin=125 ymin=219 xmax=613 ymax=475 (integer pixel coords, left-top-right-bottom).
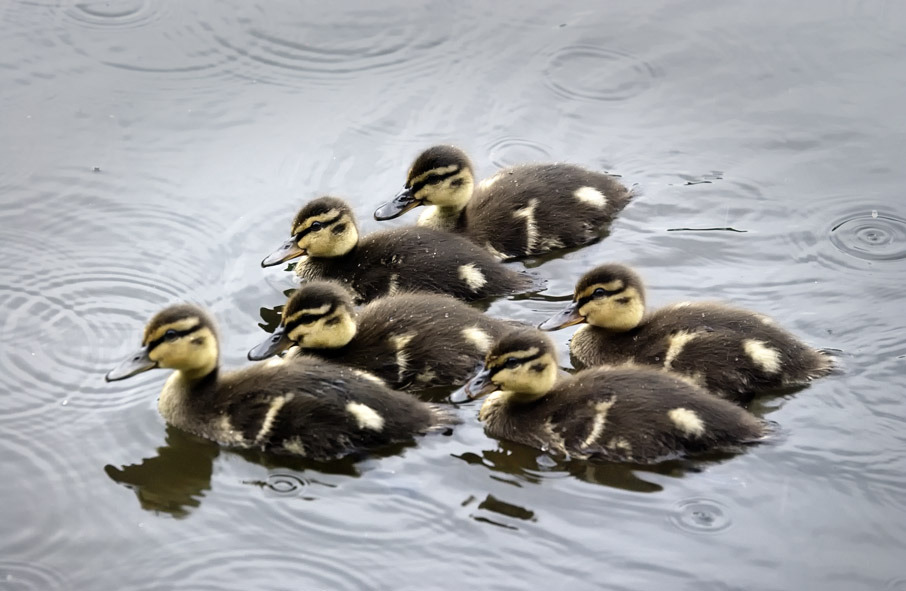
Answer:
xmin=575 ymin=264 xmax=645 ymax=300
xmin=488 ymin=328 xmax=555 ymax=360
xmin=292 ymin=196 xmax=356 ymax=229
xmin=142 ymin=304 xmax=217 ymax=345
xmin=284 ymin=281 xmax=355 ymax=319
xmin=407 ymin=145 xmax=473 ymax=184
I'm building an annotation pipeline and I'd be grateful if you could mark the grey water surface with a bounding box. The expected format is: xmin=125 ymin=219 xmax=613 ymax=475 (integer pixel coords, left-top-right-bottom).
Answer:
xmin=1 ymin=1 xmax=905 ymax=589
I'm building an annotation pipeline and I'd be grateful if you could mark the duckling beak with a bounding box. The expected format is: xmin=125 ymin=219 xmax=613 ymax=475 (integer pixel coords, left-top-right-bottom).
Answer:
xmin=105 ymin=346 xmax=157 ymax=382
xmin=261 ymin=238 xmax=305 ymax=267
xmin=373 ymin=188 xmax=422 ymax=220
xmin=539 ymin=301 xmax=585 ymax=330
xmin=465 ymin=366 xmax=497 ymax=400
xmin=247 ymin=325 xmax=293 ymax=361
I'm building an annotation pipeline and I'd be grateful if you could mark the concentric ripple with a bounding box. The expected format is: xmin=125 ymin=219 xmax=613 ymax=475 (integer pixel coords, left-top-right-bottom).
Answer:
xmin=486 ymin=137 xmax=553 ymax=169
xmin=0 ymin=561 xmax=67 ymax=591
xmin=829 ymin=211 xmax=906 ymax=261
xmin=668 ymin=498 xmax=732 ymax=534
xmin=0 ymin=187 xmax=226 ymax=424
xmin=543 ymin=44 xmax=660 ymax=102
xmin=60 ymin=0 xmax=167 ymax=30
xmin=125 ymin=546 xmax=378 ymax=591
xmin=0 ymin=430 xmax=85 ymax=558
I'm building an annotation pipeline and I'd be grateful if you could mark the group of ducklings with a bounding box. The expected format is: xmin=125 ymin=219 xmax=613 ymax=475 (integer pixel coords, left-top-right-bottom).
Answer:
xmin=107 ymin=145 xmax=833 ymax=464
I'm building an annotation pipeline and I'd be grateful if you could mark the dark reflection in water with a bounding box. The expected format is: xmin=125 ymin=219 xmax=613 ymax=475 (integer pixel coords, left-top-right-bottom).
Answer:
xmin=3 ymin=0 xmax=906 ymax=588
xmin=104 ymin=427 xmax=220 ymax=518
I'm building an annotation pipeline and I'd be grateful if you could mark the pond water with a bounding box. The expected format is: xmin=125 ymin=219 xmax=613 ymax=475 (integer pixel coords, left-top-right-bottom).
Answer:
xmin=2 ymin=0 xmax=905 ymax=588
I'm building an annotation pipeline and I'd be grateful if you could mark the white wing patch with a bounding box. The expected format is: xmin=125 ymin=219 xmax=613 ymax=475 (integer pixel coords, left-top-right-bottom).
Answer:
xmin=346 ymin=402 xmax=385 ymax=431
xmin=462 ymin=326 xmax=493 ymax=352
xmin=668 ymin=407 xmax=705 ymax=436
xmin=743 ymin=339 xmax=782 ymax=374
xmin=573 ymin=186 xmax=607 ymax=208
xmin=254 ymin=394 xmax=294 ymax=445
xmin=513 ymin=198 xmax=539 ymax=253
xmin=664 ymin=331 xmax=698 ymax=369
xmin=582 ymin=399 xmax=616 ymax=448
xmin=458 ymin=263 xmax=488 ymax=291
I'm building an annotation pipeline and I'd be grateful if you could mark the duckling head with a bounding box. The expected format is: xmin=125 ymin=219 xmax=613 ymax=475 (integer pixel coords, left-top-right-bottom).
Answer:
xmin=248 ymin=281 xmax=357 ymax=360
xmin=540 ymin=264 xmax=646 ymax=332
xmin=374 ymin=145 xmax=475 ymax=220
xmin=262 ymin=197 xmax=359 ymax=266
xmin=465 ymin=328 xmax=559 ymax=403
xmin=106 ymin=304 xmax=219 ymax=382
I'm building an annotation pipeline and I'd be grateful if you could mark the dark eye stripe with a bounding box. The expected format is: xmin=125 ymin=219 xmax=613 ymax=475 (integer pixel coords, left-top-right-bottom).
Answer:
xmin=576 ymin=286 xmax=623 ymax=307
xmin=296 ymin=214 xmax=343 ymax=239
xmin=147 ymin=326 xmax=201 ymax=352
xmin=408 ymin=169 xmax=460 ymax=193
xmin=284 ymin=306 xmax=334 ymax=330
xmin=487 ymin=351 xmax=543 ymax=377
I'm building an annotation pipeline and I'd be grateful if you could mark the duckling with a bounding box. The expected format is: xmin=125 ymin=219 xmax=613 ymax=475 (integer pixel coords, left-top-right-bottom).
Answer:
xmin=261 ymin=196 xmax=543 ymax=303
xmin=105 ymin=304 xmax=453 ymax=460
xmin=465 ymin=329 xmax=767 ymax=463
xmin=248 ymin=280 xmax=519 ymax=390
xmin=539 ymin=264 xmax=834 ymax=404
xmin=374 ymin=145 xmax=632 ymax=259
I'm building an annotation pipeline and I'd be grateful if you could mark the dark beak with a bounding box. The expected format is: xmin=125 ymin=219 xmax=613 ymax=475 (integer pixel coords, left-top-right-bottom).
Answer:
xmin=248 ymin=325 xmax=294 ymax=361
xmin=373 ymin=187 xmax=423 ymax=220
xmin=106 ymin=346 xmax=157 ymax=382
xmin=465 ymin=366 xmax=497 ymax=400
xmin=539 ymin=301 xmax=586 ymax=331
xmin=261 ymin=238 xmax=305 ymax=267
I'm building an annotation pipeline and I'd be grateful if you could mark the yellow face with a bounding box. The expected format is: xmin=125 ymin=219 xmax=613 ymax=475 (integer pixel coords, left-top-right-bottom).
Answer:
xmin=575 ymin=281 xmax=645 ymax=331
xmin=284 ymin=302 xmax=357 ymax=349
xmin=292 ymin=209 xmax=359 ymax=258
xmin=106 ymin=309 xmax=220 ymax=383
xmin=407 ymin=165 xmax=475 ymax=209
xmin=467 ymin=345 xmax=558 ymax=403
xmin=144 ymin=318 xmax=219 ymax=380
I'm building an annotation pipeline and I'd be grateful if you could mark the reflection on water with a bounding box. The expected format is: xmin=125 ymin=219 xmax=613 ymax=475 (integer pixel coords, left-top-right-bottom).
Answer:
xmin=3 ymin=0 xmax=906 ymax=587
xmin=104 ymin=427 xmax=220 ymax=518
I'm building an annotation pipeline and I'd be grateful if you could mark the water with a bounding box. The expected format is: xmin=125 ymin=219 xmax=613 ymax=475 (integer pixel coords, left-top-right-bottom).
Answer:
xmin=2 ymin=0 xmax=905 ymax=588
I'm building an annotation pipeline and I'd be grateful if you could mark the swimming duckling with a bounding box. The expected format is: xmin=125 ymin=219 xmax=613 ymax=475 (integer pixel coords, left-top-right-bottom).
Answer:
xmin=374 ymin=145 xmax=632 ymax=259
xmin=248 ymin=280 xmax=518 ymax=390
xmin=105 ymin=304 xmax=453 ymax=460
xmin=262 ymin=196 xmax=543 ymax=303
xmin=540 ymin=264 xmax=834 ymax=404
xmin=465 ymin=329 xmax=767 ymax=463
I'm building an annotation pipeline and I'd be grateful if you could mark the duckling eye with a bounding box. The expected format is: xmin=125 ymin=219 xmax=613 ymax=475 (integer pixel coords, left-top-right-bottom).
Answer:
xmin=309 ymin=221 xmax=324 ymax=231
xmin=593 ymin=288 xmax=607 ymax=298
xmin=504 ymin=357 xmax=520 ymax=370
xmin=164 ymin=329 xmax=178 ymax=341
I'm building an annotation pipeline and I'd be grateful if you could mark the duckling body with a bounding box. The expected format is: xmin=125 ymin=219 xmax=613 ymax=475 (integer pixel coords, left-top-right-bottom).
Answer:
xmin=249 ymin=281 xmax=518 ymax=390
xmin=541 ymin=264 xmax=833 ymax=404
xmin=374 ymin=145 xmax=632 ymax=259
xmin=106 ymin=304 xmax=453 ymax=460
xmin=262 ymin=196 xmax=542 ymax=303
xmin=466 ymin=330 xmax=767 ymax=463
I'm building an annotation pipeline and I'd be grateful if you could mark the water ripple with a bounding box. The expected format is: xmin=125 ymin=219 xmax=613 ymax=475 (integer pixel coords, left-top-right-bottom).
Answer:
xmin=829 ymin=210 xmax=906 ymax=261
xmin=668 ymin=498 xmax=733 ymax=534
xmin=0 ymin=430 xmax=83 ymax=559
xmin=0 ymin=561 xmax=67 ymax=591
xmin=126 ymin=546 xmax=378 ymax=591
xmin=60 ymin=0 xmax=167 ymax=30
xmin=543 ymin=44 xmax=660 ymax=102
xmin=486 ymin=137 xmax=554 ymax=169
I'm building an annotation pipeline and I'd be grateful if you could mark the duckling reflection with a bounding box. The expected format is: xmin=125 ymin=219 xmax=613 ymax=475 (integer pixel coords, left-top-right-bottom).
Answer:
xmin=104 ymin=426 xmax=218 ymax=518
xmin=453 ymin=438 xmax=750 ymax=493
xmin=104 ymin=425 xmax=414 ymax=517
